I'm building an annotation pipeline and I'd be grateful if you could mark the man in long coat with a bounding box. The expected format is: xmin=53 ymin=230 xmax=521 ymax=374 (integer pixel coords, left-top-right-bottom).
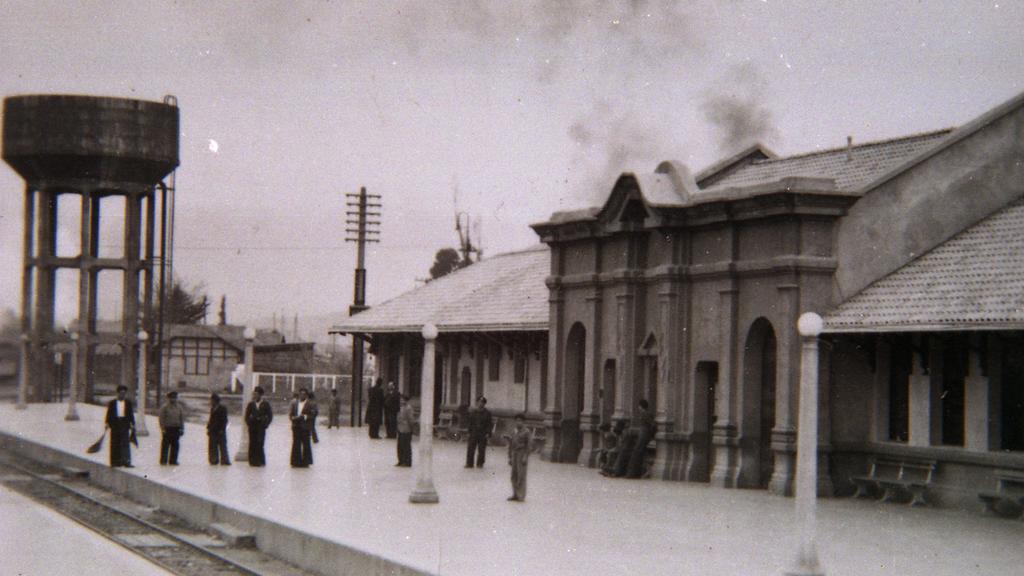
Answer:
xmin=366 ymin=378 xmax=384 ymax=439
xmin=289 ymin=387 xmax=317 ymax=467
xmin=465 ymin=396 xmax=493 ymax=468
xmin=383 ymin=382 xmax=401 ymax=439
xmin=244 ymin=386 xmax=273 ymax=466
xmin=207 ymin=393 xmax=230 ymax=465
xmin=506 ymin=413 xmax=532 ymax=501
xmin=105 ymin=385 xmax=136 ymax=467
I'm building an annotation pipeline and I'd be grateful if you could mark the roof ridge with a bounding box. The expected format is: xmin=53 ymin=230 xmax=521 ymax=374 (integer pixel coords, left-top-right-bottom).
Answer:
xmin=751 ymin=128 xmax=954 ymax=165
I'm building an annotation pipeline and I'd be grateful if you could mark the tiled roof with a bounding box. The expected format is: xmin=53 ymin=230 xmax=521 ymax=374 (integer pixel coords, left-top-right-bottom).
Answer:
xmin=824 ymin=197 xmax=1024 ymax=332
xmin=331 ymin=245 xmax=550 ymax=334
xmin=700 ymin=129 xmax=952 ymax=192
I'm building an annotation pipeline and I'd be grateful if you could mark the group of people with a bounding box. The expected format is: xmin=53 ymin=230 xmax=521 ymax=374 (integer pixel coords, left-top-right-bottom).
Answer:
xmin=102 ymin=382 xmax=536 ymax=502
xmin=598 ymin=399 xmax=657 ymax=479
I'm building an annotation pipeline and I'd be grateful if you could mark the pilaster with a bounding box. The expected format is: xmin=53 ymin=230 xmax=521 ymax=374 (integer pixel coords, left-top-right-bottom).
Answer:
xmin=710 ymin=286 xmax=740 ymax=488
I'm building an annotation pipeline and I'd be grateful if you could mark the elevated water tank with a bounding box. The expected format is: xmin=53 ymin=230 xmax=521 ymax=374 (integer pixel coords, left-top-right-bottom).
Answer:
xmin=2 ymin=94 xmax=179 ymax=186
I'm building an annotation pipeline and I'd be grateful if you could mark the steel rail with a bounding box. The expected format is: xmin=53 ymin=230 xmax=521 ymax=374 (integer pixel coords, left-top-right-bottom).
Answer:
xmin=0 ymin=456 xmax=265 ymax=576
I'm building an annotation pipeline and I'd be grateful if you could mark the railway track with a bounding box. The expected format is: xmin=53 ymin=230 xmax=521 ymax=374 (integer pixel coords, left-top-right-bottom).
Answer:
xmin=0 ymin=450 xmax=317 ymax=576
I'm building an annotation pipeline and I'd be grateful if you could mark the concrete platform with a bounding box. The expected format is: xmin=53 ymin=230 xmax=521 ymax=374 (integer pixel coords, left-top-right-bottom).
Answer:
xmin=1 ymin=402 xmax=1022 ymax=576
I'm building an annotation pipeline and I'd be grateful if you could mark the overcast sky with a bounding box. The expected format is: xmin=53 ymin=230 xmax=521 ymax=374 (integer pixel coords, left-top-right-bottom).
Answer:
xmin=1 ymin=1 xmax=1022 ymax=330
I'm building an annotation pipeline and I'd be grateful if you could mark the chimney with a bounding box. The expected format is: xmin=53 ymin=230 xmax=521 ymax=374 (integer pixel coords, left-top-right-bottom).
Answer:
xmin=846 ymin=135 xmax=853 ymax=161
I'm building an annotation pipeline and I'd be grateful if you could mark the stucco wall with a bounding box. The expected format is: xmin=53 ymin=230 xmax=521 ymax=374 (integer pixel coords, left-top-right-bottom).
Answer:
xmin=836 ymin=103 xmax=1024 ymax=300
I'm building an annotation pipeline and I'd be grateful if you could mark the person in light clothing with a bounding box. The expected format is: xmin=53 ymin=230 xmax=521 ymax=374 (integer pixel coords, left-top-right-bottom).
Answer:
xmin=158 ymin=391 xmax=186 ymax=465
xmin=505 ymin=413 xmax=533 ymax=501
xmin=395 ymin=395 xmax=414 ymax=467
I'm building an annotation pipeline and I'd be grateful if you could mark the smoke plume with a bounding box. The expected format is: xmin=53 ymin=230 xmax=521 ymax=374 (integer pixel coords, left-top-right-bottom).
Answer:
xmin=700 ymin=62 xmax=778 ymax=154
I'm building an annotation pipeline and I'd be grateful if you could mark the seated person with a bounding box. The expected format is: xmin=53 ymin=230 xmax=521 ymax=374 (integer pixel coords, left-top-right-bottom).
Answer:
xmin=599 ymin=420 xmax=626 ymax=475
xmin=612 ymin=399 xmax=656 ymax=479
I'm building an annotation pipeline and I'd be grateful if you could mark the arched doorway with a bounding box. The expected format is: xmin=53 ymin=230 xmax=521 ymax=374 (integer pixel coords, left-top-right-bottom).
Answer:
xmin=561 ymin=322 xmax=586 ymax=462
xmin=742 ymin=318 xmax=777 ymax=488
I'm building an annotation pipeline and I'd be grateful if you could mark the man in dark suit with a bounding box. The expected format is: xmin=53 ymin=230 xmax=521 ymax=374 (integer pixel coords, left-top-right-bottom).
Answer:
xmin=383 ymin=382 xmax=401 ymax=439
xmin=366 ymin=378 xmax=384 ymax=439
xmin=289 ymin=387 xmax=317 ymax=467
xmin=465 ymin=396 xmax=493 ymax=468
xmin=207 ymin=393 xmax=230 ymax=465
xmin=244 ymin=386 xmax=273 ymax=466
xmin=105 ymin=385 xmax=136 ymax=468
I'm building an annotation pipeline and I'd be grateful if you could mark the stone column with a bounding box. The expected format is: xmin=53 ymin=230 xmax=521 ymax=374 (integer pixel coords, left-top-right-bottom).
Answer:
xmin=710 ymin=286 xmax=740 ymax=488
xmin=234 ymin=327 xmax=256 ymax=462
xmin=542 ymin=283 xmax=564 ymax=462
xmin=770 ymin=284 xmax=800 ymax=496
xmin=17 ymin=334 xmax=29 ymax=410
xmin=650 ymin=281 xmax=680 ymax=480
xmin=872 ymin=338 xmax=892 ymax=442
xmin=65 ymin=331 xmax=80 ymax=421
xmin=964 ymin=347 xmax=991 ymax=451
xmin=18 ymin=186 xmax=34 ymax=408
xmin=410 ymin=323 xmax=439 ymax=504
xmin=579 ymin=288 xmax=603 ymax=467
xmin=135 ymin=331 xmax=150 ymax=436
xmin=907 ymin=348 xmax=932 ymax=448
xmin=784 ymin=312 xmax=824 ymax=576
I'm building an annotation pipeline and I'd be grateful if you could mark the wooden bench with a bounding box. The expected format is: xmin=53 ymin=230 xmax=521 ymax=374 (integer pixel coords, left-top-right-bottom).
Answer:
xmin=432 ymin=410 xmax=456 ymax=440
xmin=851 ymin=457 xmax=936 ymax=506
xmin=526 ymin=423 xmax=547 ymax=452
xmin=978 ymin=469 xmax=1024 ymax=518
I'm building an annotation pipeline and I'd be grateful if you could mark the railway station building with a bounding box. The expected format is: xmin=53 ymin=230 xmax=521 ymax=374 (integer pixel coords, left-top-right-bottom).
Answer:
xmin=335 ymin=90 xmax=1024 ymax=508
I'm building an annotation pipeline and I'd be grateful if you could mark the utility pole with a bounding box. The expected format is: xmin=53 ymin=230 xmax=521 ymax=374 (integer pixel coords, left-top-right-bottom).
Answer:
xmin=345 ymin=186 xmax=380 ymax=427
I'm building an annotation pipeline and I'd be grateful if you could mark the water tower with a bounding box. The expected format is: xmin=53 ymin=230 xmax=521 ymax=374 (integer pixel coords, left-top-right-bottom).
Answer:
xmin=2 ymin=95 xmax=179 ymax=402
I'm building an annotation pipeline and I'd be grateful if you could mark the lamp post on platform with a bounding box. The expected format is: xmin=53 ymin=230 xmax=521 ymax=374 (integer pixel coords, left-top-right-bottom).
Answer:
xmin=16 ymin=333 xmax=29 ymax=410
xmin=786 ymin=312 xmax=825 ymax=576
xmin=136 ymin=331 xmax=150 ymax=436
xmin=235 ymin=326 xmax=257 ymax=462
xmin=65 ymin=331 xmax=80 ymax=421
xmin=410 ymin=323 xmax=439 ymax=504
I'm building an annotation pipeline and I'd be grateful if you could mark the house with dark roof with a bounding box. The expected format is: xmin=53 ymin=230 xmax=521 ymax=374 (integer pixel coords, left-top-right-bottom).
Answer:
xmin=334 ymin=90 xmax=1024 ymax=509
xmin=162 ymin=324 xmax=287 ymax=392
xmin=331 ymin=245 xmax=550 ymax=423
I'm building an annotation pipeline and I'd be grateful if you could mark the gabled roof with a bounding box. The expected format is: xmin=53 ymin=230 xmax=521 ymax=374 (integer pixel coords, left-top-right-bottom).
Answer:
xmin=699 ymin=129 xmax=953 ymax=193
xmin=824 ymin=197 xmax=1024 ymax=333
xmin=330 ymin=245 xmax=550 ymax=334
xmin=166 ymin=324 xmax=284 ymax=350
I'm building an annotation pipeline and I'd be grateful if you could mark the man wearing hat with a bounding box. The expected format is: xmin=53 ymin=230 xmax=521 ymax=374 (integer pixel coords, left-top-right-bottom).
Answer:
xmin=159 ymin=391 xmax=186 ymax=465
xmin=465 ymin=396 xmax=493 ymax=468
xmin=104 ymin=385 xmax=136 ymax=467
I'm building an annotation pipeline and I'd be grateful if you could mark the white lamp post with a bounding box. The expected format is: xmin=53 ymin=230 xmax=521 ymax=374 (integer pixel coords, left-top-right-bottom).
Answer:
xmin=235 ymin=326 xmax=257 ymax=462
xmin=65 ymin=331 xmax=80 ymax=421
xmin=410 ymin=323 xmax=439 ymax=504
xmin=16 ymin=333 xmax=29 ymax=410
xmin=786 ymin=312 xmax=825 ymax=576
xmin=136 ymin=330 xmax=150 ymax=436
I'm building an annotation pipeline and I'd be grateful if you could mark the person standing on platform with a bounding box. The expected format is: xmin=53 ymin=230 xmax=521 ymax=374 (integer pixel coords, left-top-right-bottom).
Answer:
xmin=244 ymin=386 xmax=273 ymax=467
xmin=326 ymin=388 xmax=341 ymax=429
xmin=383 ymin=382 xmax=400 ymax=439
xmin=465 ymin=396 xmax=493 ymax=468
xmin=207 ymin=393 xmax=230 ymax=466
xmin=289 ymin=387 xmax=317 ymax=467
xmin=366 ymin=378 xmax=384 ymax=439
xmin=105 ymin=385 xmax=136 ymax=468
xmin=158 ymin=391 xmax=186 ymax=465
xmin=395 ymin=394 xmax=414 ymax=467
xmin=505 ymin=413 xmax=532 ymax=501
